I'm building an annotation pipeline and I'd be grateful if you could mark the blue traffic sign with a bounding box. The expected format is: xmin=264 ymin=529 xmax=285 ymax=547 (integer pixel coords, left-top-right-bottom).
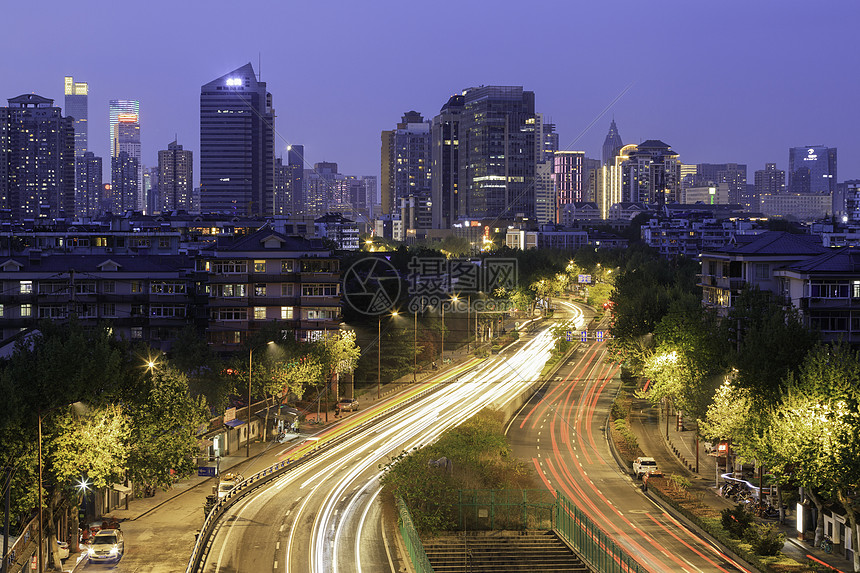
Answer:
xmin=580 ymin=330 xmax=587 ymax=342
xmin=566 ymin=330 xmax=572 ymax=342
xmin=596 ymin=331 xmax=604 ymax=342
xmin=198 ymin=466 xmax=216 ymax=477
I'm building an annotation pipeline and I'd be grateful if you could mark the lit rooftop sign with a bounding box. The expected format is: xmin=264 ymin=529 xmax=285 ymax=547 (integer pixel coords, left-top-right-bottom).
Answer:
xmin=226 ymin=78 xmax=243 ymax=87
xmin=118 ymin=113 xmax=138 ymax=123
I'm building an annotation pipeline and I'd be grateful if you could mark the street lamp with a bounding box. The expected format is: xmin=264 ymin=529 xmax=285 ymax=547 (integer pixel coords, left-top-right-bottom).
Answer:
xmin=442 ymin=295 xmax=458 ymax=365
xmin=413 ymin=308 xmax=418 ymax=383
xmin=248 ymin=341 xmax=274 ymax=457
xmin=378 ymin=311 xmax=399 ymax=399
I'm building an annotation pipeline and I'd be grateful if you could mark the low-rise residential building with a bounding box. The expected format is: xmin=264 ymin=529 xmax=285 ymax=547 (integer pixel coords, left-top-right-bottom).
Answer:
xmin=198 ymin=226 xmax=340 ymax=351
xmin=775 ymin=247 xmax=860 ymax=344
xmin=699 ymin=231 xmax=828 ymax=314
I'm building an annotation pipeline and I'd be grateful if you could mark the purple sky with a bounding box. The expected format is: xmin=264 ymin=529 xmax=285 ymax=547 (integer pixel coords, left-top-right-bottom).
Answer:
xmin=2 ymin=1 xmax=858 ymax=183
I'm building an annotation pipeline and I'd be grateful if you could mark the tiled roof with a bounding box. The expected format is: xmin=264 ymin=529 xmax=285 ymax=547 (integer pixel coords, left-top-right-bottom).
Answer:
xmin=782 ymin=247 xmax=860 ymax=273
xmin=212 ymin=226 xmax=327 ymax=252
xmin=714 ymin=231 xmax=827 ymax=256
xmin=0 ymin=254 xmax=192 ymax=274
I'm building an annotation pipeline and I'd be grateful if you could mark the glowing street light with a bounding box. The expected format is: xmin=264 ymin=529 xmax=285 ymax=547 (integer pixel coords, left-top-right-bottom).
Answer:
xmin=378 ymin=311 xmax=399 ymax=399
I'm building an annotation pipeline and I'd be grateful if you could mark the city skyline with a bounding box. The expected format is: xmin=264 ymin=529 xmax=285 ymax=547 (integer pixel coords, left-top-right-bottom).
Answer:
xmin=1 ymin=1 xmax=858 ymax=187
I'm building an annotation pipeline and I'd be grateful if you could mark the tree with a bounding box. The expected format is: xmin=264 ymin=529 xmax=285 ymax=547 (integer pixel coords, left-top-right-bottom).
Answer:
xmin=121 ymin=367 xmax=209 ymax=493
xmin=758 ymin=343 xmax=860 ymax=570
xmin=169 ymin=325 xmax=229 ymax=412
xmin=727 ymin=288 xmax=818 ymax=411
xmin=643 ymin=297 xmax=728 ymax=422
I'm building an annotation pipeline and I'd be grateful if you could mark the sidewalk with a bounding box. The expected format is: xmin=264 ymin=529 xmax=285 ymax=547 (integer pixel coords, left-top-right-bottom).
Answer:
xmin=64 ymin=342 xmax=489 ymax=571
xmin=629 ymin=397 xmax=851 ymax=572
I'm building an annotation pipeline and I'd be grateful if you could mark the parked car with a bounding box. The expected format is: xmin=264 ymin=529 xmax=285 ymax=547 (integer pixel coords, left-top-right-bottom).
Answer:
xmin=87 ymin=529 xmax=124 ymax=562
xmin=337 ymin=398 xmax=359 ymax=412
xmin=632 ymin=457 xmax=659 ymax=479
xmin=217 ymin=473 xmax=244 ymax=499
xmin=56 ymin=540 xmax=69 ymax=560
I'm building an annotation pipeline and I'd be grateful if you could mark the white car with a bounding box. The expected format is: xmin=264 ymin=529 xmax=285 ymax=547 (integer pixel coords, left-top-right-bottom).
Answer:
xmin=56 ymin=540 xmax=69 ymax=560
xmin=217 ymin=473 xmax=244 ymax=499
xmin=87 ymin=529 xmax=124 ymax=562
xmin=633 ymin=457 xmax=659 ymax=479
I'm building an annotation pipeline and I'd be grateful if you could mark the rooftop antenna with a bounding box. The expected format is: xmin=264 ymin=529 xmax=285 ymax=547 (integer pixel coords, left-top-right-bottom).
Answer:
xmin=258 ymin=53 xmax=261 ymax=81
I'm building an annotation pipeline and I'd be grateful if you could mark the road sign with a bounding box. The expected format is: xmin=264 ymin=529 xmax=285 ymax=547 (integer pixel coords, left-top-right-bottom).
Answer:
xmin=580 ymin=330 xmax=587 ymax=342
xmin=596 ymin=331 xmax=604 ymax=342
xmin=566 ymin=330 xmax=572 ymax=342
xmin=198 ymin=466 xmax=217 ymax=477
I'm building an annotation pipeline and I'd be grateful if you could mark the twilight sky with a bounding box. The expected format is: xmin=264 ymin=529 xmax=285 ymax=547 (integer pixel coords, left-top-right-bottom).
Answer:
xmin=2 ymin=0 xmax=858 ymax=184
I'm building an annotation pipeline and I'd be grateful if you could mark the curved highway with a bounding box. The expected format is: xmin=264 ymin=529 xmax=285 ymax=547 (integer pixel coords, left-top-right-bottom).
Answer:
xmin=507 ymin=300 xmax=752 ymax=573
xmin=199 ymin=306 xmax=584 ymax=573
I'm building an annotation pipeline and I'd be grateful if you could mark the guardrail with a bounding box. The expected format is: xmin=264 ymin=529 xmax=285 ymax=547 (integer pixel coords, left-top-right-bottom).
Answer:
xmin=555 ymin=491 xmax=645 ymax=573
xmin=396 ymin=496 xmax=434 ymax=573
xmin=184 ymin=357 xmax=485 ymax=573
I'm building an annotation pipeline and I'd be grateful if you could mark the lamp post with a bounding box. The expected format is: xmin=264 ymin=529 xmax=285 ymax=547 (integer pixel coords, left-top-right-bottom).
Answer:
xmin=378 ymin=311 xmax=399 ymax=399
xmin=442 ymin=295 xmax=458 ymax=365
xmin=248 ymin=341 xmax=274 ymax=457
xmin=413 ymin=309 xmax=418 ymax=383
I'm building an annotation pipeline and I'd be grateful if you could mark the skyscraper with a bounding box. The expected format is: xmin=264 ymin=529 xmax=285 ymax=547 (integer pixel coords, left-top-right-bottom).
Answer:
xmin=696 ymin=163 xmax=747 ymax=204
xmin=287 ymin=145 xmax=305 ymax=215
xmin=754 ymin=163 xmax=786 ymax=211
xmin=200 ymin=63 xmax=274 ymax=216
xmin=65 ymin=76 xmax=88 ymax=215
xmin=458 ymin=86 xmax=537 ymax=220
xmin=381 ymin=111 xmax=432 ymax=230
xmin=788 ymin=146 xmax=837 ymax=194
xmin=431 ymin=93 xmax=463 ymax=229
xmin=0 ymin=94 xmax=75 ymax=221
xmin=109 ymin=100 xmax=142 ymax=209
xmin=158 ymin=140 xmax=193 ymax=213
xmin=111 ymin=151 xmax=138 ymax=213
xmin=553 ymin=151 xmax=586 ymax=209
xmin=602 ymin=119 xmax=623 ymax=165
xmin=618 ymin=140 xmax=681 ymax=206
xmin=79 ymin=151 xmax=102 ymax=218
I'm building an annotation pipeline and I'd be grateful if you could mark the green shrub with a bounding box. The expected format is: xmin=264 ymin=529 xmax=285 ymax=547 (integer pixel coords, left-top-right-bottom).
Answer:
xmin=744 ymin=523 xmax=785 ymax=556
xmin=721 ymin=504 xmax=753 ymax=538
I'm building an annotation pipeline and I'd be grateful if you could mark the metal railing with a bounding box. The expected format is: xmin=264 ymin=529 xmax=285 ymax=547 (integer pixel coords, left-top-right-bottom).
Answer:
xmin=554 ymin=491 xmax=646 ymax=573
xmin=396 ymin=496 xmax=434 ymax=573
xmin=457 ymin=489 xmax=555 ymax=531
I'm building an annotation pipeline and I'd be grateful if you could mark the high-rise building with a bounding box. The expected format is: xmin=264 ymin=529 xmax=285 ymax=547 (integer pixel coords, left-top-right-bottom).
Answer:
xmin=754 ymin=163 xmax=786 ymax=211
xmin=788 ymin=146 xmax=837 ymax=194
xmin=381 ymin=111 xmax=432 ymax=229
xmin=110 ymin=100 xmax=142 ymax=209
xmin=0 ymin=94 xmax=75 ymax=221
xmin=304 ymin=162 xmax=340 ymax=215
xmin=431 ymin=94 xmax=464 ymax=229
xmin=621 ymin=141 xmax=681 ymax=206
xmin=601 ymin=119 xmax=623 ymax=165
xmin=553 ymin=151 xmax=586 ymax=212
xmin=286 ymin=145 xmax=305 ymax=215
xmin=109 ymin=99 xmax=139 ymax=157
xmin=158 ymin=140 xmax=193 ymax=213
xmin=111 ymin=151 xmax=138 ymax=213
xmin=78 ymin=151 xmax=102 ymax=218
xmin=457 ymin=86 xmax=537 ymax=220
xmin=65 ymin=76 xmax=88 ymax=215
xmin=843 ymin=181 xmax=860 ymax=223
xmin=274 ymin=156 xmax=290 ymax=215
xmin=696 ymin=163 xmax=747 ymax=204
xmin=200 ymin=63 xmax=274 ymax=216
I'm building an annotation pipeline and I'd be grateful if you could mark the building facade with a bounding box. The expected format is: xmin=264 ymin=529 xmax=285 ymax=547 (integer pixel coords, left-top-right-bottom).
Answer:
xmin=79 ymin=152 xmax=103 ymax=218
xmin=158 ymin=140 xmax=193 ymax=213
xmin=381 ymin=111 xmax=432 ymax=227
xmin=200 ymin=63 xmax=275 ymax=216
xmin=788 ymin=146 xmax=837 ymax=195
xmin=0 ymin=94 xmax=75 ymax=221
xmin=601 ymin=119 xmax=623 ymax=166
xmin=430 ymin=94 xmax=463 ymax=229
xmin=65 ymin=76 xmax=89 ymax=216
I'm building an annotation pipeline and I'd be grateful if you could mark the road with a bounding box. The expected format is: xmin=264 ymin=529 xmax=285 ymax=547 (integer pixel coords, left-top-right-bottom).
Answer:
xmin=507 ymin=301 xmax=752 ymax=573
xmin=196 ymin=310 xmax=579 ymax=573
